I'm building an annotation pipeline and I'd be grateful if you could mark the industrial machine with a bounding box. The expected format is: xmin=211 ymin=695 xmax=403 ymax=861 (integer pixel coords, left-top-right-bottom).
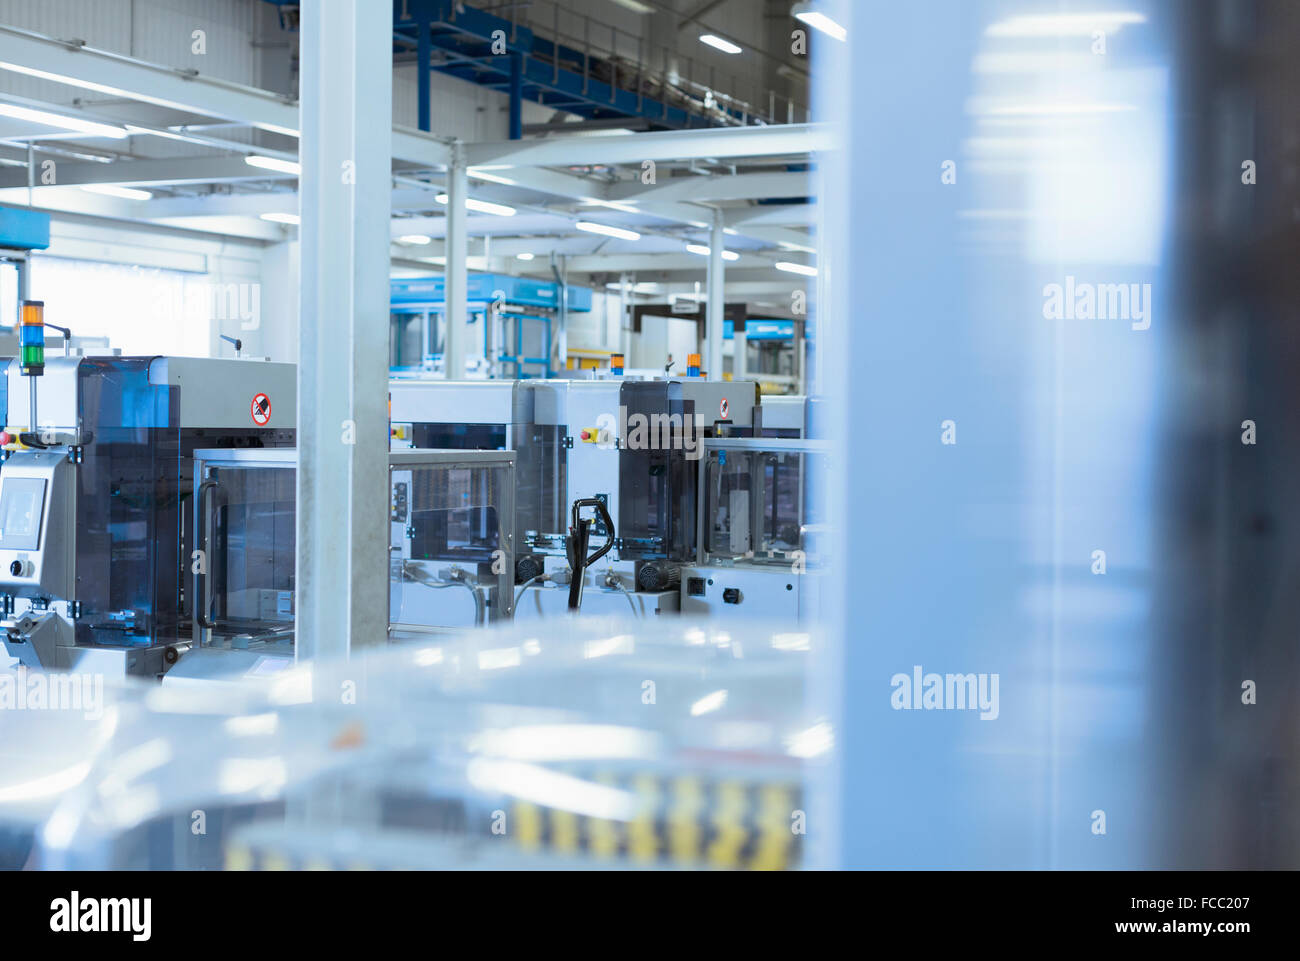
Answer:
xmin=163 ymin=445 xmax=518 ymax=685
xmin=390 ymin=376 xmax=764 ymax=620
xmin=390 ymin=274 xmax=593 ymax=380
xmin=0 ymin=329 xmax=296 ymax=677
xmin=679 ymin=436 xmax=829 ymax=623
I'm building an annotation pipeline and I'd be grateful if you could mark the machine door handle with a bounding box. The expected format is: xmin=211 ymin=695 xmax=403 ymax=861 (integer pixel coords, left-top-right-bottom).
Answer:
xmin=196 ymin=479 xmax=219 ymax=630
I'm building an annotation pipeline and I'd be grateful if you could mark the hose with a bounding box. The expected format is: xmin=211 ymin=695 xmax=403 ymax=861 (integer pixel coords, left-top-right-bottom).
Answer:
xmin=513 ymin=574 xmax=547 ymax=613
xmin=402 ymin=564 xmax=486 ymax=626
xmin=607 ymin=577 xmax=642 ymax=618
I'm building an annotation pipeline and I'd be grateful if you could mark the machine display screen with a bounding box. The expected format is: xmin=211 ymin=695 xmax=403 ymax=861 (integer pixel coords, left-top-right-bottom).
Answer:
xmin=0 ymin=477 xmax=47 ymax=551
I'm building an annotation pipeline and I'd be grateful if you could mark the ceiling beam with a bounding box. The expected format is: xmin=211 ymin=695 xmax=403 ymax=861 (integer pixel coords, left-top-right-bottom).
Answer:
xmin=465 ymin=123 xmax=834 ymax=168
xmin=0 ymin=155 xmax=293 ymax=189
xmin=0 ymin=26 xmax=299 ymax=129
xmin=558 ymin=253 xmax=776 ymax=273
xmin=0 ymin=27 xmax=452 ymax=166
xmin=609 ymin=171 xmax=811 ymax=203
xmin=725 ymin=204 xmax=816 ymax=227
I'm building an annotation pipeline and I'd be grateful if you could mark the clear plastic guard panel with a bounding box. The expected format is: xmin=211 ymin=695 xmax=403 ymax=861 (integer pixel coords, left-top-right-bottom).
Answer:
xmin=516 ymin=423 xmax=568 ymax=550
xmin=617 ymin=381 xmax=695 ymax=561
xmin=204 ymin=465 xmax=296 ymax=647
xmin=10 ymin=618 xmax=814 ymax=871
xmin=703 ymin=442 xmax=828 ymax=568
xmin=390 ymin=454 xmax=515 ymax=632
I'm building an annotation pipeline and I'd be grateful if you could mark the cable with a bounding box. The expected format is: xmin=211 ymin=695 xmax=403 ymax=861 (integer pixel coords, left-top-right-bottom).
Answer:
xmin=402 ymin=564 xmax=486 ymax=626
xmin=513 ymin=573 xmax=547 ymax=613
xmin=606 ymin=578 xmax=642 ymax=618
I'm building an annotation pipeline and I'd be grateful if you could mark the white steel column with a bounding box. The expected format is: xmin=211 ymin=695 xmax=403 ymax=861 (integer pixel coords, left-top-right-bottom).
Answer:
xmin=297 ymin=0 xmax=392 ymax=662
xmin=706 ymin=208 xmax=726 ymax=379
xmin=443 ymin=142 xmax=469 ymax=380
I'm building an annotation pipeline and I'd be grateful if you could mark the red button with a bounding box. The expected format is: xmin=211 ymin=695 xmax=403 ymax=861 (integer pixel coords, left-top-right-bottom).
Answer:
xmin=0 ymin=432 xmax=11 ymax=445
xmin=580 ymin=430 xmax=591 ymax=440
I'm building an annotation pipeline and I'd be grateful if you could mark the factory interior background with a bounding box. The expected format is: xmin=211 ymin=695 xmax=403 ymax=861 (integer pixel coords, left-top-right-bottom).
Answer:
xmin=0 ymin=0 xmax=1295 ymax=906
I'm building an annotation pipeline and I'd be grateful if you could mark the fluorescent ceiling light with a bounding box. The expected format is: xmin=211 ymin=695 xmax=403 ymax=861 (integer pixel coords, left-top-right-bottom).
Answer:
xmin=0 ymin=102 xmax=127 ymax=139
xmin=0 ymin=62 xmax=129 ymax=98
xmin=609 ymin=0 xmax=654 ymax=13
xmin=260 ymin=212 xmax=300 ymax=225
xmin=245 ymin=154 xmax=301 ymax=175
xmin=467 ymin=168 xmax=517 ymax=186
xmin=80 ymin=183 xmax=152 ymax=201
xmin=604 ymin=281 xmax=659 ymax=293
xmin=575 ymin=221 xmax=641 ymax=241
xmin=254 ymin=122 xmax=300 ymax=138
xmin=436 ymin=194 xmax=517 ymax=217
xmin=699 ymin=34 xmax=742 ymax=55
xmin=775 ymin=260 xmax=817 ymax=277
xmin=780 ymin=241 xmax=817 ymax=254
xmin=398 ymin=234 xmax=431 ymax=245
xmin=986 ymin=12 xmax=1146 ymax=37
xmin=581 ymin=197 xmax=640 ymax=214
xmin=792 ymin=7 xmax=848 ymax=42
xmin=686 ymin=243 xmax=739 ymax=261
xmin=515 ymin=252 xmax=536 ymax=261
xmin=690 ymin=689 xmax=728 ymax=716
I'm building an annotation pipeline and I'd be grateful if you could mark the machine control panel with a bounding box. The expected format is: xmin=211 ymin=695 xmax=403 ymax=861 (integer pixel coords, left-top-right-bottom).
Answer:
xmin=0 ymin=451 xmax=75 ymax=598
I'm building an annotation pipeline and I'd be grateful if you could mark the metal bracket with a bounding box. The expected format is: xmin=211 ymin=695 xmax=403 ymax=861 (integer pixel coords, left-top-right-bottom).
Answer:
xmin=67 ymin=445 xmax=83 ymax=464
xmin=563 ymin=435 xmax=574 ymax=449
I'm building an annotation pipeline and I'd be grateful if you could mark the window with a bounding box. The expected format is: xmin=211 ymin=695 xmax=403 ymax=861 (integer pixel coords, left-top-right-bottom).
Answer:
xmin=26 ymin=258 xmax=211 ymax=357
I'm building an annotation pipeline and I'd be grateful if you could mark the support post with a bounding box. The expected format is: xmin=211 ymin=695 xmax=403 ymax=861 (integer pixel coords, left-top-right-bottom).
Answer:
xmin=509 ymin=52 xmax=523 ymax=140
xmin=296 ymin=0 xmax=392 ymax=663
xmin=706 ymin=208 xmax=725 ymax=379
xmin=443 ymin=142 xmax=468 ymax=380
xmin=417 ymin=18 xmax=431 ymax=132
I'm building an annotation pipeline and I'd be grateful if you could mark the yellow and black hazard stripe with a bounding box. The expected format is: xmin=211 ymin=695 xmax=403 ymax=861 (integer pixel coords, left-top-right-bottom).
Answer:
xmin=511 ymin=771 xmax=803 ymax=870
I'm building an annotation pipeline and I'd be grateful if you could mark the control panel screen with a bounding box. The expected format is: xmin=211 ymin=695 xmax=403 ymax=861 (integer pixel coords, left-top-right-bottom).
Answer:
xmin=0 ymin=477 xmax=47 ymax=551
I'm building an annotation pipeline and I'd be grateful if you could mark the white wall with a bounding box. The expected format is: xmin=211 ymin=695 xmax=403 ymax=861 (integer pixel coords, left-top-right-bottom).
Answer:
xmin=631 ymin=312 xmax=698 ymax=373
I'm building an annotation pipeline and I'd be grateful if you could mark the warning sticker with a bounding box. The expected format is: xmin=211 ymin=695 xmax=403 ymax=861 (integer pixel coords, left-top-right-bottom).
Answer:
xmin=719 ymin=397 xmax=729 ymax=419
xmin=251 ymin=393 xmax=271 ymax=426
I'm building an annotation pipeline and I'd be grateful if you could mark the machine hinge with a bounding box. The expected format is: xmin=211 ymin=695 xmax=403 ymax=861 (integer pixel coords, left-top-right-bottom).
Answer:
xmin=563 ymin=435 xmax=574 ymax=449
xmin=70 ymin=600 xmax=81 ymax=619
xmin=67 ymin=446 xmax=84 ymax=464
xmin=1 ymin=594 xmax=12 ymax=616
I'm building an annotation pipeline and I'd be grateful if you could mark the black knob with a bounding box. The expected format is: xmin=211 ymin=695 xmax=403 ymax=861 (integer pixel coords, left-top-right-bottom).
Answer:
xmin=9 ymin=561 xmax=22 ymax=577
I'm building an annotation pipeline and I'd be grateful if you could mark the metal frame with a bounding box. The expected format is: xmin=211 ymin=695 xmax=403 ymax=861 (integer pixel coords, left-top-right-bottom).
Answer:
xmin=388 ymin=449 xmax=516 ymax=630
xmin=694 ymin=437 xmax=829 ymax=565
xmin=192 ymin=448 xmax=517 ymax=649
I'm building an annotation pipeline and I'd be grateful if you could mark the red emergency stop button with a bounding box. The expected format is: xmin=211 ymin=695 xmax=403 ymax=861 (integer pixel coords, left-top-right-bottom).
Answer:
xmin=0 ymin=431 xmax=12 ymax=446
